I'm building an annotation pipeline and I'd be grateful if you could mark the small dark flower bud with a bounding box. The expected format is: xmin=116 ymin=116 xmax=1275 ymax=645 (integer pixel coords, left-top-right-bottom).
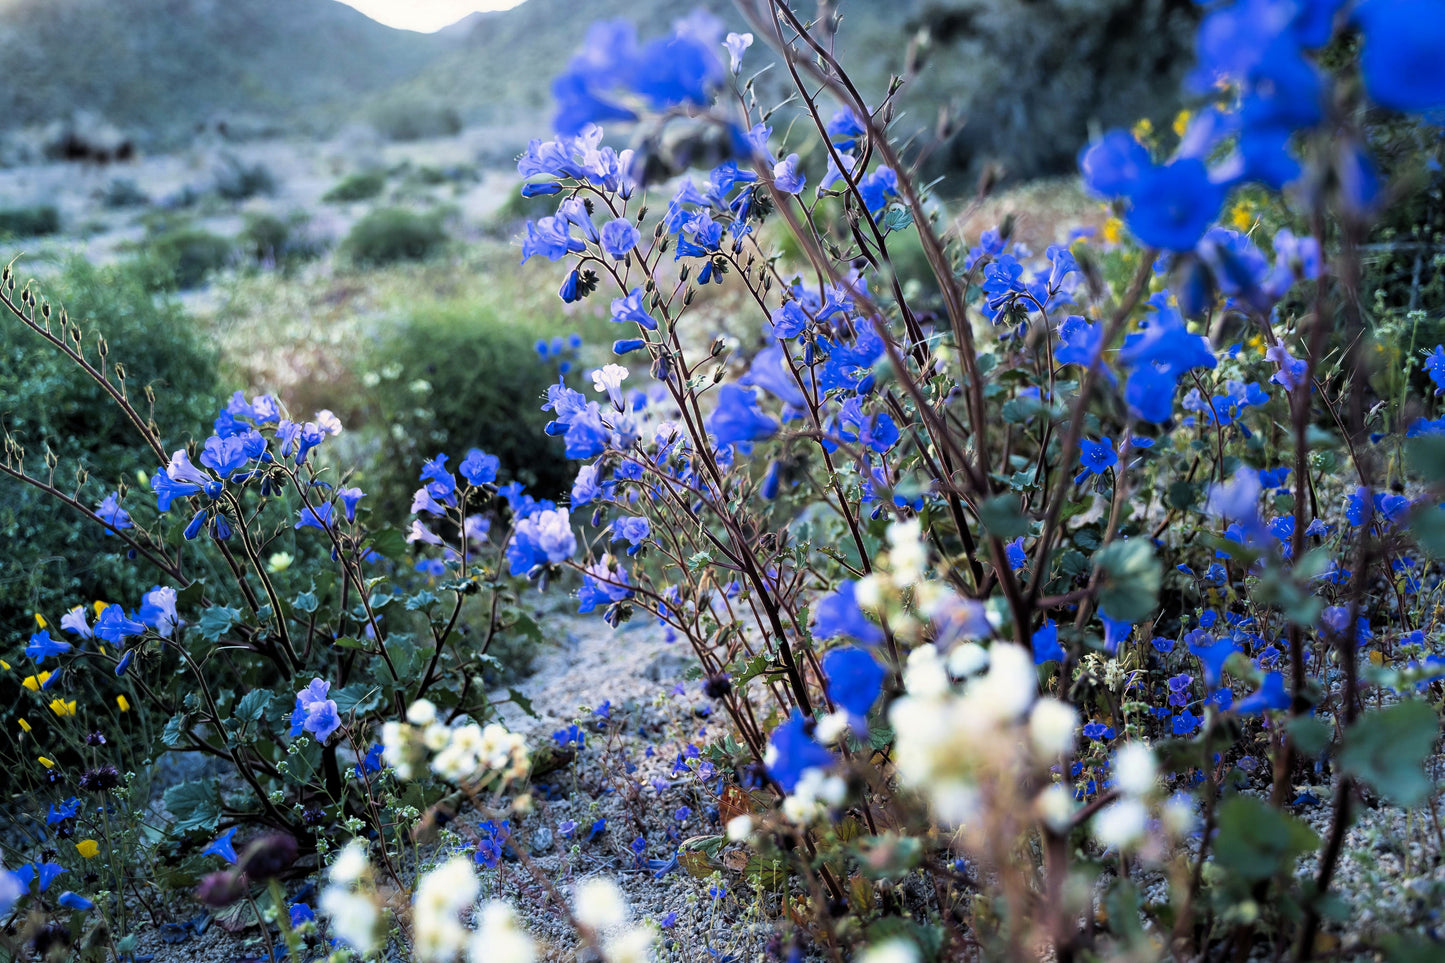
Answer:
xmin=195 ymin=870 xmax=246 ymax=908
xmin=238 ymin=832 xmax=298 ymax=882
xmin=302 ymin=806 xmax=326 ymax=826
xmin=703 ymin=674 xmax=732 ymax=700
xmin=79 ymin=765 xmax=121 ymax=792
xmin=85 ymin=730 xmax=107 ymax=746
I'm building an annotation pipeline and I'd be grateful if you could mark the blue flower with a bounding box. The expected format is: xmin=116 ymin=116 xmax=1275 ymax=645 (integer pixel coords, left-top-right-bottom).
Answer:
xmin=706 ymin=385 xmax=778 ymax=446
xmin=812 ymin=581 xmax=883 ymax=645
xmin=553 ymin=724 xmax=586 ymax=749
xmin=1188 ymin=636 xmax=1239 ymax=690
xmin=94 ymin=605 xmax=147 ymax=645
xmin=289 ymin=678 xmax=341 ymax=743
xmin=1125 ymin=159 xmax=1225 ymax=252
xmin=1356 ymin=0 xmax=1445 ymax=115
xmin=289 ymin=903 xmax=315 ymax=927
xmin=822 ymin=647 xmax=886 ymax=717
xmin=1079 ymin=130 xmax=1152 ymax=198
xmin=46 ymin=798 xmax=80 ymax=825
xmin=1172 ymin=709 xmax=1202 ymax=736
xmin=764 ymin=711 xmax=834 ymax=793
xmin=339 ymin=487 xmax=366 ymax=523
xmin=610 ymin=287 xmax=657 ymax=330
xmin=521 ymin=216 xmax=585 ymax=263
xmin=459 ymin=448 xmax=500 ymax=486
xmin=1235 ymin=672 xmax=1290 ymax=714
xmin=1032 ymin=620 xmax=1064 ymax=664
xmin=507 ymin=507 xmax=577 ymax=575
xmin=600 ymin=217 xmax=641 ymax=259
xmin=611 ymin=516 xmax=651 ymax=548
xmin=773 ymin=153 xmax=806 ymax=194
xmin=294 ymin=502 xmax=334 ymax=531
xmin=15 ymin=862 xmax=64 ymax=893
xmin=1006 ymin=537 xmax=1027 ymax=570
xmin=1076 ymin=437 xmax=1118 ymax=483
xmin=58 ymin=891 xmax=92 ymax=911
xmin=26 ymin=630 xmax=71 ymax=664
xmin=203 ymin=827 xmax=239 ymax=864
xmin=95 ymin=492 xmax=133 ymax=534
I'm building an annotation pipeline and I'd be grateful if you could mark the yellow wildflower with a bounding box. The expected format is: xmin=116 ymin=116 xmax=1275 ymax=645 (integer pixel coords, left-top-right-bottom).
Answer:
xmin=34 ymin=613 xmax=47 ymax=629
xmin=268 ymin=552 xmax=294 ymax=573
xmin=93 ymin=601 xmax=109 ymax=616
xmin=76 ymin=840 xmax=100 ymax=859
xmin=1172 ymin=109 xmax=1192 ymax=138
xmin=49 ymin=698 xmax=77 ymax=717
xmin=22 ymin=671 xmax=52 ymax=691
xmin=17 ymin=717 xmax=31 ymax=733
xmin=1229 ymin=200 xmax=1254 ymax=231
xmin=1 ymin=658 xmax=10 ymax=671
xmin=1132 ymin=117 xmax=1153 ymax=142
xmin=117 ymin=695 xmax=131 ymax=712
xmin=39 ymin=756 xmax=55 ymax=768
xmin=1103 ymin=217 xmax=1123 ymax=245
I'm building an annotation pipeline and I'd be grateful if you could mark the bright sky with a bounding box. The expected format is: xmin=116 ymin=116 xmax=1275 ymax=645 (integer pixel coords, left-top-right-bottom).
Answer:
xmin=335 ymin=0 xmax=527 ymax=33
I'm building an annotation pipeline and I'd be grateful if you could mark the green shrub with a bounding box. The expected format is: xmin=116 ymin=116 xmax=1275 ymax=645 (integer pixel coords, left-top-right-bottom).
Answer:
xmin=0 ymin=204 xmax=61 ymax=237
xmin=341 ymin=207 xmax=449 ymax=266
xmin=127 ymin=223 xmax=234 ymax=290
xmin=367 ymin=98 xmax=463 ymax=142
xmin=0 ymin=258 xmax=218 ymax=626
xmin=239 ymin=211 xmax=327 ymax=271
xmin=211 ymin=155 xmax=276 ymax=201
xmin=322 ymin=170 xmax=387 ymax=203
xmin=362 ymin=298 xmax=578 ymax=518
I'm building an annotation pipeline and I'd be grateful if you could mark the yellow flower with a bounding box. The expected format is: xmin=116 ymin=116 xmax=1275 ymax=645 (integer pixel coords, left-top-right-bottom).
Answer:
xmin=117 ymin=695 xmax=131 ymax=712
xmin=1246 ymin=334 xmax=1266 ymax=354
xmin=1 ymin=658 xmax=10 ymax=671
xmin=49 ymin=698 xmax=77 ymax=717
xmin=22 ymin=671 xmax=51 ymax=691
xmin=17 ymin=717 xmax=31 ymax=733
xmin=1103 ymin=217 xmax=1123 ymax=245
xmin=1229 ymin=201 xmax=1255 ymax=231
xmin=34 ymin=613 xmax=47 ymax=629
xmin=76 ymin=839 xmax=100 ymax=859
xmin=93 ymin=601 xmax=109 ymax=616
xmin=267 ymin=552 xmax=294 ymax=574
xmin=39 ymin=756 xmax=55 ymax=768
xmin=1172 ymin=109 xmax=1192 ymax=138
xmin=1132 ymin=117 xmax=1153 ymax=142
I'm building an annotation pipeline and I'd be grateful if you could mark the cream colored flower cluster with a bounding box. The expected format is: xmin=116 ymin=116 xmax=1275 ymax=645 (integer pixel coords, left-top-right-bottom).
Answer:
xmin=379 ymin=699 xmax=529 ymax=784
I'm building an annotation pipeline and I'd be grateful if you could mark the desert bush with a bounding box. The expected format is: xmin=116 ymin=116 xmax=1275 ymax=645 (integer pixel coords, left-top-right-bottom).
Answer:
xmin=211 ymin=154 xmax=277 ymax=201
xmin=126 ymin=221 xmax=235 ymax=290
xmin=0 ymin=204 xmax=61 ymax=238
xmin=322 ymin=170 xmax=387 ymax=203
xmin=367 ymin=97 xmax=463 ymax=142
xmin=0 ymin=257 xmax=218 ymax=627
xmin=239 ymin=211 xmax=327 ymax=271
xmin=340 ymin=207 xmax=450 ymax=266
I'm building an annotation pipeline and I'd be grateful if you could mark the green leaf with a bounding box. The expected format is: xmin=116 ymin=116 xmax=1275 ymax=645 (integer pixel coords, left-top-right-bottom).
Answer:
xmin=332 ymin=683 xmax=382 ymax=717
xmin=1406 ymin=434 xmax=1445 ymax=483
xmin=506 ymin=687 xmax=538 ymax=719
xmin=162 ymin=781 xmax=223 ymax=834
xmin=235 ymin=690 xmax=272 ymax=727
xmin=195 ymin=606 xmax=242 ymax=644
xmin=367 ymin=527 xmax=408 ymax=560
xmin=1339 ymin=700 xmax=1440 ymax=807
xmin=161 ymin=712 xmax=190 ymax=748
xmin=293 ymin=590 xmax=318 ymax=614
xmin=1286 ymin=715 xmax=1331 ymax=757
xmin=977 ymin=495 xmax=1029 ymax=539
xmin=881 ymin=207 xmax=914 ymax=232
xmin=1408 ymin=503 xmax=1445 ymax=560
xmin=1212 ymin=795 xmax=1318 ymax=883
xmin=405 ymin=590 xmax=439 ymax=612
xmin=1093 ymin=538 xmax=1161 ymax=623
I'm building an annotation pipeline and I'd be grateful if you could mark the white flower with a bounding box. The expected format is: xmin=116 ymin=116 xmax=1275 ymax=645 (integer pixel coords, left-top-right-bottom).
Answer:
xmin=970 ymin=643 xmax=1036 ymax=722
xmin=901 ymin=645 xmax=950 ymax=698
xmin=413 ymin=857 xmax=479 ymax=962
xmin=1162 ymin=792 xmax=1197 ymax=836
xmin=887 ymin=518 xmax=927 ymax=585
xmin=603 ymin=925 xmax=655 ymax=963
xmin=328 ymin=840 xmax=370 ymax=885
xmin=1113 ymin=742 xmax=1158 ymax=797
xmin=723 ymin=31 xmax=753 ymax=74
xmin=316 ymin=409 xmax=343 ymax=435
xmin=1092 ymin=797 xmax=1149 ymax=850
xmin=814 ymin=711 xmax=851 ymax=746
xmin=946 ymin=641 xmax=989 ymax=678
xmin=859 ymin=938 xmax=921 ymax=963
xmin=407 ymin=699 xmax=438 ymax=726
xmin=319 ymin=886 xmax=380 ymax=956
xmin=574 ymin=877 xmax=627 ymax=930
xmin=1028 ymin=698 xmax=1078 ymax=758
xmin=423 ymin=722 xmax=452 ymax=752
xmin=469 ymin=901 xmax=535 ymax=963
xmin=591 ymin=364 xmax=630 ymax=411
xmin=1036 ymin=784 xmax=1075 ymax=831
xmin=725 ymin=815 xmax=753 ymax=842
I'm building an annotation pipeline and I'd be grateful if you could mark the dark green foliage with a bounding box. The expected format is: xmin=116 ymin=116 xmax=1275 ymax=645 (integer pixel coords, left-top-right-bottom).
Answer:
xmin=341 ymin=208 xmax=450 ymax=266
xmin=367 ymin=97 xmax=464 ymax=142
xmin=127 ymin=224 xmax=235 ymax=291
xmin=239 ymin=212 xmax=326 ymax=271
xmin=0 ymin=204 xmax=61 ymax=237
xmin=211 ymin=156 xmax=276 ymax=201
xmin=0 ymin=258 xmax=218 ymax=625
xmin=323 ymin=171 xmax=387 ymax=203
xmin=363 ymin=301 xmax=573 ymax=518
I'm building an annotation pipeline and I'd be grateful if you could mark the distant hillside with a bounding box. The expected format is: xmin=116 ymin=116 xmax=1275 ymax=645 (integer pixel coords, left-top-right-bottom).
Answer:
xmin=0 ymin=0 xmax=450 ymax=145
xmin=379 ymin=0 xmax=1200 ymax=182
